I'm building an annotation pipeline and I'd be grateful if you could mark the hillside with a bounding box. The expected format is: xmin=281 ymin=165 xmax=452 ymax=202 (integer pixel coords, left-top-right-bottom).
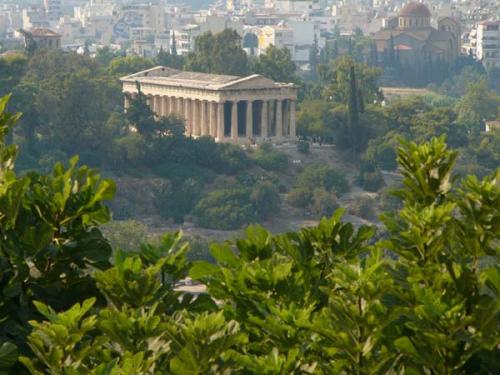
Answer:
xmin=108 ymin=142 xmax=396 ymax=244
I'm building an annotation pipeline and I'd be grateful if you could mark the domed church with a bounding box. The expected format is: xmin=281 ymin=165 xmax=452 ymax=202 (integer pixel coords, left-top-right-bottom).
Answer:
xmin=373 ymin=1 xmax=460 ymax=66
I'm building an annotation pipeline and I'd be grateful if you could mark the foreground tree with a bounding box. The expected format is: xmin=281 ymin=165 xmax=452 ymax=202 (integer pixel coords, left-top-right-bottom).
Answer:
xmin=0 ymin=94 xmax=498 ymax=373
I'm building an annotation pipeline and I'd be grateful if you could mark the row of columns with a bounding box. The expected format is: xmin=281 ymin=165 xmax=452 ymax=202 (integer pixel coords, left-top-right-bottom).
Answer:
xmin=126 ymin=94 xmax=297 ymax=142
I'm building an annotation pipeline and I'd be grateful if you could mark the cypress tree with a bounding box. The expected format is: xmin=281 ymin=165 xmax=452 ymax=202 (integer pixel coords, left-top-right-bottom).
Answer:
xmin=333 ymin=39 xmax=339 ymax=59
xmin=309 ymin=34 xmax=319 ymax=78
xmin=171 ymin=31 xmax=177 ymax=56
xmin=358 ymin=87 xmax=365 ymax=113
xmin=348 ymin=64 xmax=360 ymax=154
xmin=389 ymin=34 xmax=396 ymax=66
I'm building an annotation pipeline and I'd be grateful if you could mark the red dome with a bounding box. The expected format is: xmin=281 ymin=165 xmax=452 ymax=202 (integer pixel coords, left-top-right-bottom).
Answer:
xmin=399 ymin=2 xmax=431 ymax=17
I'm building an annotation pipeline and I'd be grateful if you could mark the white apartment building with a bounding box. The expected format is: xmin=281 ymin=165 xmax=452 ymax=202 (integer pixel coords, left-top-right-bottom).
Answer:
xmin=257 ymin=24 xmax=294 ymax=55
xmin=43 ymin=0 xmax=61 ymax=21
xmin=470 ymin=20 xmax=500 ymax=69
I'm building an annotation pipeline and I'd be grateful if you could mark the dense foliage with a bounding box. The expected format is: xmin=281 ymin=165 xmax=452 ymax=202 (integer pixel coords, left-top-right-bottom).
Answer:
xmin=1 ymin=95 xmax=499 ymax=373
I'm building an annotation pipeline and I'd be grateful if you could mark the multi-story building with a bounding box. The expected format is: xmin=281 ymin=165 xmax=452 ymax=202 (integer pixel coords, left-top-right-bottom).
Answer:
xmin=258 ymin=25 xmax=294 ymax=55
xmin=469 ymin=20 xmax=500 ymax=68
xmin=43 ymin=0 xmax=61 ymax=21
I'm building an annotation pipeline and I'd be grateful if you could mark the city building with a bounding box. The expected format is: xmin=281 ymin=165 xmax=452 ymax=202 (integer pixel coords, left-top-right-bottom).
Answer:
xmin=373 ymin=2 xmax=461 ymax=65
xmin=43 ymin=0 xmax=61 ymax=21
xmin=469 ymin=20 xmax=500 ymax=68
xmin=121 ymin=66 xmax=298 ymax=143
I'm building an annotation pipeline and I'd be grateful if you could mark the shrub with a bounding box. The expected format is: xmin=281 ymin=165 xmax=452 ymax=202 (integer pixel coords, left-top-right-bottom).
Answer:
xmin=359 ymin=170 xmax=385 ymax=192
xmin=295 ymin=164 xmax=349 ymax=195
xmin=102 ymin=220 xmax=152 ymax=252
xmin=297 ymin=139 xmax=310 ymax=154
xmin=311 ymin=188 xmax=338 ymax=217
xmin=253 ymin=144 xmax=288 ymax=172
xmin=153 ymin=178 xmax=202 ymax=223
xmin=287 ymin=187 xmax=313 ymax=208
xmin=364 ymin=138 xmax=398 ymax=171
xmin=349 ymin=196 xmax=377 ymax=221
xmin=250 ymin=181 xmax=281 ymax=218
xmin=193 ymin=188 xmax=256 ymax=230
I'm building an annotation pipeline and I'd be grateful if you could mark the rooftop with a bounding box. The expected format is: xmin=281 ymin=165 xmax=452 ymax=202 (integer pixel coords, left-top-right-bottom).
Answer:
xmin=121 ymin=66 xmax=295 ymax=91
xmin=28 ymin=28 xmax=61 ymax=37
xmin=399 ymin=2 xmax=431 ymax=17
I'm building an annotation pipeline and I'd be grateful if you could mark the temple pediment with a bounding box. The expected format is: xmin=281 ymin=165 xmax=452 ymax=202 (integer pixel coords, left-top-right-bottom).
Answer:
xmin=218 ymin=75 xmax=282 ymax=90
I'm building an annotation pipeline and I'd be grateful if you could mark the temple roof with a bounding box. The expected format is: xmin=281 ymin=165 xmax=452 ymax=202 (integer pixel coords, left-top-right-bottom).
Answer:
xmin=28 ymin=28 xmax=61 ymax=37
xmin=121 ymin=66 xmax=295 ymax=90
xmin=373 ymin=28 xmax=453 ymax=42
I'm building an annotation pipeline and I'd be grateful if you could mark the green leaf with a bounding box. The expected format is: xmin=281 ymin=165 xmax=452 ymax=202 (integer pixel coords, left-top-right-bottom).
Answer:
xmin=0 ymin=342 xmax=18 ymax=369
xmin=189 ymin=261 xmax=218 ymax=280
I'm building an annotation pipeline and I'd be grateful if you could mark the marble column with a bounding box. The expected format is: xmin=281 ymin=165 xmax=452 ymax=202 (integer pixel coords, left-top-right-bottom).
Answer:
xmin=289 ymin=100 xmax=296 ymax=138
xmin=209 ymin=101 xmax=217 ymax=138
xmin=200 ymin=100 xmax=208 ymax=136
xmin=261 ymin=100 xmax=268 ymax=138
xmin=283 ymin=100 xmax=290 ymax=136
xmin=184 ymin=98 xmax=192 ymax=136
xmin=154 ymin=95 xmax=161 ymax=117
xmin=176 ymin=97 xmax=183 ymax=115
xmin=159 ymin=96 xmax=166 ymax=117
xmin=193 ymin=100 xmax=200 ymax=136
xmin=246 ymin=100 xmax=253 ymax=139
xmin=231 ymin=101 xmax=238 ymax=141
xmin=167 ymin=97 xmax=174 ymax=115
xmin=124 ymin=95 xmax=130 ymax=111
xmin=276 ymin=99 xmax=283 ymax=138
xmin=217 ymin=102 xmax=225 ymax=141
xmin=162 ymin=96 xmax=169 ymax=116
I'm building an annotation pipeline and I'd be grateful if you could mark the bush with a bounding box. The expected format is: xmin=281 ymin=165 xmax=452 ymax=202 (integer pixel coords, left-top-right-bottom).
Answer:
xmin=102 ymin=220 xmax=153 ymax=252
xmin=297 ymin=139 xmax=310 ymax=154
xmin=358 ymin=169 xmax=385 ymax=192
xmin=349 ymin=196 xmax=377 ymax=221
xmin=364 ymin=138 xmax=398 ymax=171
xmin=193 ymin=188 xmax=256 ymax=230
xmin=295 ymin=164 xmax=349 ymax=195
xmin=153 ymin=178 xmax=202 ymax=223
xmin=253 ymin=144 xmax=289 ymax=172
xmin=250 ymin=181 xmax=281 ymax=218
xmin=287 ymin=187 xmax=313 ymax=208
xmin=311 ymin=188 xmax=338 ymax=217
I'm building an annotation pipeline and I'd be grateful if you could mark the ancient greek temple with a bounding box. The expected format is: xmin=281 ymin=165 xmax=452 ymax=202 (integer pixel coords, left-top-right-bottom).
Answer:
xmin=121 ymin=66 xmax=298 ymax=143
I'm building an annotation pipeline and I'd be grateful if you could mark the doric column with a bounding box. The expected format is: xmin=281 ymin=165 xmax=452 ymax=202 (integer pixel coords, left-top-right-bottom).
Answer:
xmin=184 ymin=99 xmax=192 ymax=136
xmin=261 ymin=100 xmax=268 ymax=138
xmin=209 ymin=102 xmax=217 ymax=138
xmin=231 ymin=101 xmax=238 ymax=141
xmin=167 ymin=97 xmax=174 ymax=115
xmin=289 ymin=100 xmax=296 ymax=138
xmin=124 ymin=95 xmax=130 ymax=111
xmin=200 ymin=100 xmax=208 ymax=136
xmin=283 ymin=100 xmax=290 ymax=136
xmin=217 ymin=102 xmax=225 ymax=141
xmin=162 ymin=96 xmax=168 ymax=116
xmin=276 ymin=99 xmax=283 ymax=138
xmin=153 ymin=95 xmax=161 ymax=117
xmin=176 ymin=97 xmax=182 ymax=115
xmin=246 ymin=100 xmax=253 ymax=139
xmin=193 ymin=100 xmax=200 ymax=136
